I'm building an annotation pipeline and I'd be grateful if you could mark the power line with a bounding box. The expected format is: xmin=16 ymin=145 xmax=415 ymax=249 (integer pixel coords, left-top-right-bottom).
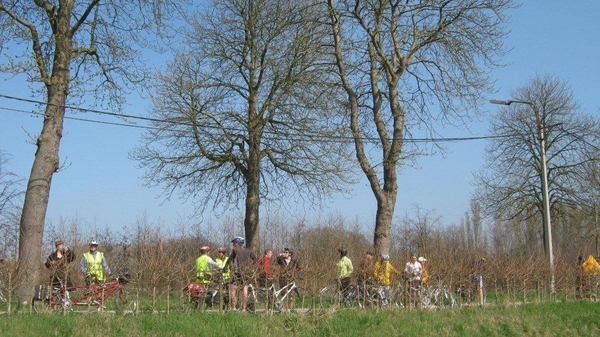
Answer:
xmin=0 ymin=106 xmax=154 ymax=130
xmin=0 ymin=93 xmax=514 ymax=144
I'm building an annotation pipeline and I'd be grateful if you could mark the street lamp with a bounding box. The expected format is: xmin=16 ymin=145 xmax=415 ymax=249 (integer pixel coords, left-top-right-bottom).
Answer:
xmin=490 ymin=99 xmax=555 ymax=291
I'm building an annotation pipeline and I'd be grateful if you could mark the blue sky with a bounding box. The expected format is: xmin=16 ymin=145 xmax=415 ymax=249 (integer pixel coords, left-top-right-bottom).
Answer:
xmin=1 ymin=1 xmax=599 ymax=234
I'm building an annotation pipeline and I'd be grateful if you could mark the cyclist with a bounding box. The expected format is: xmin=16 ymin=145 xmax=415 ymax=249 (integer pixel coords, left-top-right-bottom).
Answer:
xmin=215 ymin=247 xmax=231 ymax=282
xmin=45 ymin=240 xmax=76 ymax=287
xmin=80 ymin=241 xmax=111 ymax=284
xmin=336 ymin=247 xmax=353 ymax=296
xmin=373 ymin=254 xmax=399 ymax=305
xmin=403 ymin=254 xmax=422 ymax=285
xmin=195 ymin=246 xmax=223 ymax=284
xmin=227 ymin=236 xmax=256 ymax=312
xmin=276 ymin=247 xmax=301 ymax=309
xmin=259 ymin=249 xmax=274 ymax=287
xmin=471 ymin=257 xmax=486 ymax=305
xmin=356 ymin=251 xmax=375 ymax=287
xmin=418 ymin=257 xmax=429 ymax=287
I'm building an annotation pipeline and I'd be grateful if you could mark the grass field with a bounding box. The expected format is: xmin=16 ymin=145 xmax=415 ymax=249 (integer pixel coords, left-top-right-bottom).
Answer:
xmin=1 ymin=301 xmax=600 ymax=336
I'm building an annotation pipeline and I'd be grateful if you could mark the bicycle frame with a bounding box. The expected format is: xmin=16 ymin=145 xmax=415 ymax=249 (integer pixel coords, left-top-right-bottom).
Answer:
xmin=249 ymin=281 xmax=300 ymax=312
xmin=33 ymin=276 xmax=131 ymax=313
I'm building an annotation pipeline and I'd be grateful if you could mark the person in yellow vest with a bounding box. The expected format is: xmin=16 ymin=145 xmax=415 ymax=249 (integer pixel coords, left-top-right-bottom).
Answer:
xmin=373 ymin=254 xmax=399 ymax=305
xmin=195 ymin=246 xmax=223 ymax=284
xmin=80 ymin=241 xmax=111 ymax=284
xmin=215 ymin=247 xmax=231 ymax=282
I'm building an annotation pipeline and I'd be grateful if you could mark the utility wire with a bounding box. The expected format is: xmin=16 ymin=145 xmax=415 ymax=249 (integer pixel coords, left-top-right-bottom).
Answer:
xmin=0 ymin=93 xmax=515 ymax=144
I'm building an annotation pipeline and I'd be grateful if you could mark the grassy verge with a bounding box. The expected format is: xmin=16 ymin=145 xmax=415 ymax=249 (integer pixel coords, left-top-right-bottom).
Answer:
xmin=1 ymin=301 xmax=600 ymax=336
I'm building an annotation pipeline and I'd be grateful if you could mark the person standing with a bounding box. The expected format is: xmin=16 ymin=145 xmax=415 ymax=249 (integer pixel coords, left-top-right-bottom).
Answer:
xmin=259 ymin=249 xmax=274 ymax=287
xmin=215 ymin=247 xmax=231 ymax=282
xmin=80 ymin=241 xmax=111 ymax=284
xmin=418 ymin=257 xmax=429 ymax=287
xmin=195 ymin=246 xmax=223 ymax=284
xmin=227 ymin=237 xmax=256 ymax=311
xmin=356 ymin=251 xmax=375 ymax=287
xmin=45 ymin=240 xmax=76 ymax=287
xmin=276 ymin=247 xmax=301 ymax=310
xmin=373 ymin=254 xmax=399 ymax=305
xmin=403 ymin=254 xmax=422 ymax=284
xmin=336 ymin=248 xmax=353 ymax=295
xmin=471 ymin=257 xmax=486 ymax=305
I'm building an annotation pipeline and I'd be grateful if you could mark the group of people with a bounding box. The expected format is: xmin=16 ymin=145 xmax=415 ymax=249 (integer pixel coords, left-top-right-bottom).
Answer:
xmin=45 ymin=238 xmax=485 ymax=309
xmin=336 ymin=248 xmax=431 ymax=302
xmin=45 ymin=240 xmax=112 ymax=288
xmin=194 ymin=237 xmax=301 ymax=312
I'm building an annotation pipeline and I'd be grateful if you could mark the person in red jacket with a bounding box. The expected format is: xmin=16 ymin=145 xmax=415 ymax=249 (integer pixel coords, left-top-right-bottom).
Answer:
xmin=259 ymin=249 xmax=274 ymax=287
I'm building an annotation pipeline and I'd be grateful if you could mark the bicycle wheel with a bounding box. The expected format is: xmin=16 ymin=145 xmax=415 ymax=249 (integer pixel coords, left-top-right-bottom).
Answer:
xmin=250 ymin=287 xmax=274 ymax=312
xmin=114 ymin=288 xmax=137 ymax=314
xmin=293 ymin=286 xmax=314 ymax=313
xmin=179 ymin=291 xmax=201 ymax=313
xmin=319 ymin=285 xmax=341 ymax=309
xmin=421 ymin=287 xmax=433 ymax=308
xmin=388 ymin=284 xmax=405 ymax=308
xmin=434 ymin=287 xmax=457 ymax=308
xmin=0 ymin=289 xmax=6 ymax=303
xmin=32 ymin=296 xmax=57 ymax=314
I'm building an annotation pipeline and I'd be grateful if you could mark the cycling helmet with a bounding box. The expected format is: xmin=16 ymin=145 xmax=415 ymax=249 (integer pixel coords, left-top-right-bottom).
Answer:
xmin=382 ymin=254 xmax=390 ymax=261
xmin=338 ymin=247 xmax=348 ymax=256
xmin=231 ymin=237 xmax=245 ymax=244
xmin=200 ymin=246 xmax=211 ymax=253
xmin=90 ymin=241 xmax=99 ymax=246
xmin=218 ymin=247 xmax=227 ymax=253
xmin=417 ymin=256 xmax=427 ymax=263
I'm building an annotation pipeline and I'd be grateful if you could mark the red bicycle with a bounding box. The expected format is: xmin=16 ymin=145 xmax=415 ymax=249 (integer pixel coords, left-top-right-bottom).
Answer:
xmin=32 ymin=274 xmax=137 ymax=314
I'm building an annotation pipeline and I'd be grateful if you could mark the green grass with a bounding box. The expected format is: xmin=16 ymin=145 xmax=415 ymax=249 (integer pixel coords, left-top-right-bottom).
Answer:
xmin=1 ymin=301 xmax=600 ymax=336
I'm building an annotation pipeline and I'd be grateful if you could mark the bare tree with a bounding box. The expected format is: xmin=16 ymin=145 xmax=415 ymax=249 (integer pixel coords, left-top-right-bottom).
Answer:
xmin=475 ymin=75 xmax=600 ymax=253
xmin=0 ymin=152 xmax=22 ymax=259
xmin=326 ymin=0 xmax=513 ymax=255
xmin=133 ymin=0 xmax=354 ymax=249
xmin=0 ymin=0 xmax=179 ymax=302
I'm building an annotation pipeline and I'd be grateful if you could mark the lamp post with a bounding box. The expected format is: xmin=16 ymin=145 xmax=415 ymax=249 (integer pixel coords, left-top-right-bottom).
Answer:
xmin=490 ymin=99 xmax=555 ymax=291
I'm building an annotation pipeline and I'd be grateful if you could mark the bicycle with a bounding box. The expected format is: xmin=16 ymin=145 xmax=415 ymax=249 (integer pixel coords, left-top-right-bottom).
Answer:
xmin=318 ymin=282 xmax=376 ymax=308
xmin=576 ymin=274 xmax=600 ymax=301
xmin=248 ymin=280 xmax=311 ymax=313
xmin=179 ymin=279 xmax=228 ymax=312
xmin=455 ymin=274 xmax=486 ymax=306
xmin=32 ymin=274 xmax=137 ymax=314
xmin=387 ymin=279 xmax=426 ymax=309
xmin=423 ymin=284 xmax=457 ymax=308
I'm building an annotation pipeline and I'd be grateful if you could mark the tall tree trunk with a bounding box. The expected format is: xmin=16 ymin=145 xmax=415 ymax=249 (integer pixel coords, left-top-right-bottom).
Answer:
xmin=15 ymin=87 xmax=67 ymax=303
xmin=14 ymin=6 xmax=72 ymax=303
xmin=244 ymin=95 xmax=262 ymax=251
xmin=244 ymin=165 xmax=260 ymax=251
xmin=373 ymin=191 xmax=396 ymax=257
